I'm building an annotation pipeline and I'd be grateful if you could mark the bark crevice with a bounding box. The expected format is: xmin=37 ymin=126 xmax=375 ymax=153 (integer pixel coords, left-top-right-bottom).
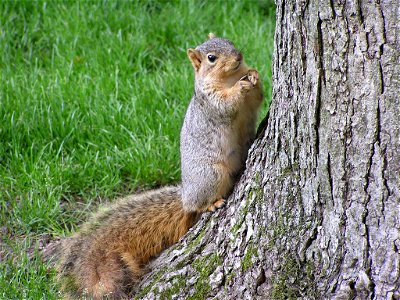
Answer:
xmin=379 ymin=60 xmax=385 ymax=94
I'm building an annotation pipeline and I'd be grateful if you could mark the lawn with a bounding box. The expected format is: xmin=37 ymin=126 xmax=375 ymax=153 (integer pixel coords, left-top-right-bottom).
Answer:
xmin=0 ymin=1 xmax=275 ymax=298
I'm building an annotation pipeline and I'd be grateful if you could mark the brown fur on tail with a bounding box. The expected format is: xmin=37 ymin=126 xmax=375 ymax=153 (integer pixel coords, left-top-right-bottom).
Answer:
xmin=57 ymin=186 xmax=199 ymax=299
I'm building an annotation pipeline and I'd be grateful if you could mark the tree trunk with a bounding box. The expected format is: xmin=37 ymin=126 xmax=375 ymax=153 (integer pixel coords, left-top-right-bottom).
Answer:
xmin=135 ymin=1 xmax=399 ymax=299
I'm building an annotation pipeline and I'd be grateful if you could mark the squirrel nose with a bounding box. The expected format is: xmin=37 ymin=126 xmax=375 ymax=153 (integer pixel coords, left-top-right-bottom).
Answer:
xmin=237 ymin=53 xmax=243 ymax=61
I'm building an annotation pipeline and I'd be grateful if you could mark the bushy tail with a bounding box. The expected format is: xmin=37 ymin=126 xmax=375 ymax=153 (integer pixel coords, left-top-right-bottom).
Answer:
xmin=55 ymin=186 xmax=199 ymax=299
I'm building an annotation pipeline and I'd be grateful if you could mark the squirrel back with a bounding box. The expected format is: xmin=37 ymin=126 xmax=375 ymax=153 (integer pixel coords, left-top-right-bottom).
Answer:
xmin=57 ymin=186 xmax=198 ymax=299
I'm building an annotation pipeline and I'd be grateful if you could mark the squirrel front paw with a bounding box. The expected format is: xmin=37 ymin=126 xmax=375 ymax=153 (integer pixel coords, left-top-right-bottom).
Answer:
xmin=238 ymin=69 xmax=259 ymax=92
xmin=247 ymin=69 xmax=259 ymax=86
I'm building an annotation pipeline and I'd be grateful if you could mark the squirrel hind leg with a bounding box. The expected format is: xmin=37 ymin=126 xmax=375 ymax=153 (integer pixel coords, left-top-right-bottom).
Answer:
xmin=206 ymin=198 xmax=226 ymax=212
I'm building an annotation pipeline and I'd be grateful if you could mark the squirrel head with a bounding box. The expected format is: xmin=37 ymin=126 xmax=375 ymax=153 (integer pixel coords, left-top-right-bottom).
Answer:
xmin=187 ymin=34 xmax=246 ymax=82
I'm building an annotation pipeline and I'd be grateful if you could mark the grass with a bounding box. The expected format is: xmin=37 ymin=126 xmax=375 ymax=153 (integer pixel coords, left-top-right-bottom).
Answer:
xmin=0 ymin=0 xmax=275 ymax=298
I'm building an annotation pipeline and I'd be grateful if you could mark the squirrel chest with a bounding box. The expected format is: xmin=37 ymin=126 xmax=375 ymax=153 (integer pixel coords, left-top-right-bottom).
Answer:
xmin=181 ymin=97 xmax=248 ymax=174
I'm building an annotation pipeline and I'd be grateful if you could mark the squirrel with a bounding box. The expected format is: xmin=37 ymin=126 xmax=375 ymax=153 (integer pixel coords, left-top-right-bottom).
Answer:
xmin=181 ymin=33 xmax=263 ymax=212
xmin=56 ymin=33 xmax=263 ymax=299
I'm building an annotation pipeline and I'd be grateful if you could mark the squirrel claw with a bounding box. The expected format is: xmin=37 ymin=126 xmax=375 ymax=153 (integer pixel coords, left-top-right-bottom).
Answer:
xmin=207 ymin=199 xmax=226 ymax=212
xmin=239 ymin=74 xmax=248 ymax=81
xmin=238 ymin=79 xmax=253 ymax=91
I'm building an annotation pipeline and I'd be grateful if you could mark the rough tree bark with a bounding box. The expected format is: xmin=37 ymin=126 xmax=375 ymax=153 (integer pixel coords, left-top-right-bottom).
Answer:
xmin=135 ymin=1 xmax=399 ymax=299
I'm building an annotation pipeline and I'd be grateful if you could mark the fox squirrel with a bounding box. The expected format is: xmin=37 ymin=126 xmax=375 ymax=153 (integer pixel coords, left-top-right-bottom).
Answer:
xmin=181 ymin=33 xmax=263 ymax=213
xmin=56 ymin=34 xmax=263 ymax=299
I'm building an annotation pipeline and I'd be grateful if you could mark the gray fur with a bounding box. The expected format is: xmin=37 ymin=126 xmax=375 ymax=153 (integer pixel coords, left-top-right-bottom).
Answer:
xmin=196 ymin=38 xmax=241 ymax=57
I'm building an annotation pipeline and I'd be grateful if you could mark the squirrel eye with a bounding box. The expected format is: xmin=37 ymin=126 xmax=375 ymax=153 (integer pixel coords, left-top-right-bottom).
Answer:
xmin=207 ymin=54 xmax=217 ymax=63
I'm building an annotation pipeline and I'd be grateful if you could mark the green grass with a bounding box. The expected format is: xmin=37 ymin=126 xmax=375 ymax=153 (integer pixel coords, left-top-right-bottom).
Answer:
xmin=0 ymin=0 xmax=275 ymax=298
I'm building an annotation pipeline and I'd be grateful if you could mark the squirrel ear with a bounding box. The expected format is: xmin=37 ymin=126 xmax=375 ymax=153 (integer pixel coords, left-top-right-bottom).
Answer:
xmin=208 ymin=32 xmax=216 ymax=39
xmin=187 ymin=49 xmax=202 ymax=71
